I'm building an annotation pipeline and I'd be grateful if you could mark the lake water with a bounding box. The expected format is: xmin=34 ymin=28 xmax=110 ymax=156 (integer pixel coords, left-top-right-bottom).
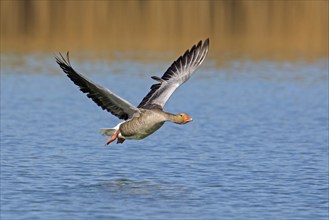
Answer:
xmin=1 ymin=55 xmax=328 ymax=219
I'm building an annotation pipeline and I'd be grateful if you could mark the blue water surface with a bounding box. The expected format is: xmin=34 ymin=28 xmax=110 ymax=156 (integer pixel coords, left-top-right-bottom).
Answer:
xmin=1 ymin=55 xmax=328 ymax=220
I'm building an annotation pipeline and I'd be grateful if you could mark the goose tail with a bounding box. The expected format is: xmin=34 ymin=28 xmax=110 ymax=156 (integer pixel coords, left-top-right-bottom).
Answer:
xmin=100 ymin=128 xmax=117 ymax=136
xmin=100 ymin=122 xmax=123 ymax=136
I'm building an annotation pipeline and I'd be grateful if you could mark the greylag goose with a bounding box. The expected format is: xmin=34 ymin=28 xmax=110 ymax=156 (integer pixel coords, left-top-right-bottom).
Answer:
xmin=56 ymin=39 xmax=209 ymax=144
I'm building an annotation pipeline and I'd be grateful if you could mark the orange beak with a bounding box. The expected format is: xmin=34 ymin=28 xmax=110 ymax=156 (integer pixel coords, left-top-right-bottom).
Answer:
xmin=183 ymin=114 xmax=193 ymax=123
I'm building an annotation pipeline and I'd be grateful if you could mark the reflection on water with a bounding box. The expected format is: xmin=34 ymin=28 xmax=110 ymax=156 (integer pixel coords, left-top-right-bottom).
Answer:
xmin=83 ymin=178 xmax=189 ymax=199
xmin=1 ymin=1 xmax=328 ymax=60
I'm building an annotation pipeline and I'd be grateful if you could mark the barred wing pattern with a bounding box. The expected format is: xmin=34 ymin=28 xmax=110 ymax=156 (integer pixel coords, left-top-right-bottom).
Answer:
xmin=56 ymin=53 xmax=140 ymax=120
xmin=138 ymin=39 xmax=209 ymax=109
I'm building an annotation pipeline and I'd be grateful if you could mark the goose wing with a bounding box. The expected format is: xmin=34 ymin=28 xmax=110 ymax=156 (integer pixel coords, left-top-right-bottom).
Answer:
xmin=56 ymin=53 xmax=140 ymax=120
xmin=137 ymin=39 xmax=209 ymax=109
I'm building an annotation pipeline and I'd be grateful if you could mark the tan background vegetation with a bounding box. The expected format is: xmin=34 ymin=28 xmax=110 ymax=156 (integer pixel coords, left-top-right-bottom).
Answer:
xmin=1 ymin=1 xmax=328 ymax=60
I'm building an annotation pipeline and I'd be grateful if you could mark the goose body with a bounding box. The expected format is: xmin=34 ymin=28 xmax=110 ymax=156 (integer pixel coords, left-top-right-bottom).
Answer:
xmin=56 ymin=39 xmax=209 ymax=144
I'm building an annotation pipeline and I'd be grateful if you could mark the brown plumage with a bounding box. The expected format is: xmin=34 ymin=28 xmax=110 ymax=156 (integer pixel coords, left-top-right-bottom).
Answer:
xmin=56 ymin=39 xmax=209 ymax=144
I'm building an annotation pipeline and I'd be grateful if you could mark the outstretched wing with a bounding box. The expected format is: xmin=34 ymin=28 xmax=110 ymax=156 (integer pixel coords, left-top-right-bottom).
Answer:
xmin=56 ymin=52 xmax=140 ymax=120
xmin=137 ymin=39 xmax=209 ymax=109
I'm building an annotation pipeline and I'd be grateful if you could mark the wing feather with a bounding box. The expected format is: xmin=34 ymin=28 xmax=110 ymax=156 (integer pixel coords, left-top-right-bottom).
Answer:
xmin=137 ymin=39 xmax=209 ymax=109
xmin=56 ymin=52 xmax=139 ymax=120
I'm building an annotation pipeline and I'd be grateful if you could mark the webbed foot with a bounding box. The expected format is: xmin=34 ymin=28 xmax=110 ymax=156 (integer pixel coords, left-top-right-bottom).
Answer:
xmin=117 ymin=138 xmax=125 ymax=144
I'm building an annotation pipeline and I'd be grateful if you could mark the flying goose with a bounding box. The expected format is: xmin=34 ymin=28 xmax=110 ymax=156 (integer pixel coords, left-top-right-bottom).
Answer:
xmin=56 ymin=39 xmax=209 ymax=144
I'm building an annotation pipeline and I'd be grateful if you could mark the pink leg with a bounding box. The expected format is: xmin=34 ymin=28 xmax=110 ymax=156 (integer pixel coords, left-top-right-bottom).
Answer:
xmin=105 ymin=130 xmax=120 ymax=145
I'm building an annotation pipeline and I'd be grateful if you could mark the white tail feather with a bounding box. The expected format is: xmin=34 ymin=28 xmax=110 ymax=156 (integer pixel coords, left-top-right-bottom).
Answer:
xmin=100 ymin=122 xmax=123 ymax=136
xmin=100 ymin=128 xmax=117 ymax=136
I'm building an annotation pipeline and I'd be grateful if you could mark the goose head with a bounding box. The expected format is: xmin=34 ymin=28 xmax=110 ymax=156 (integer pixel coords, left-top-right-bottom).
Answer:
xmin=175 ymin=113 xmax=193 ymax=124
